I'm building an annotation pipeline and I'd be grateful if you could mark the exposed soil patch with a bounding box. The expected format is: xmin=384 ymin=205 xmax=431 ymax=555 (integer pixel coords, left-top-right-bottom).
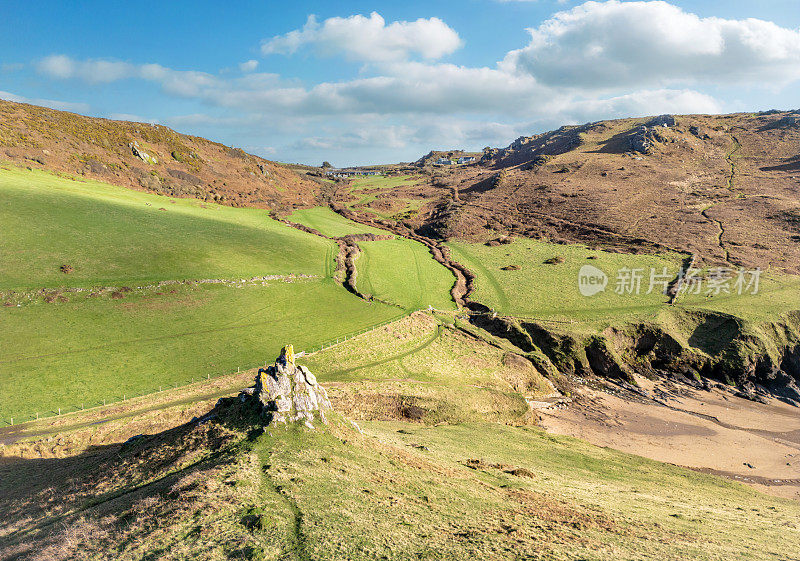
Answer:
xmin=538 ymin=377 xmax=800 ymax=500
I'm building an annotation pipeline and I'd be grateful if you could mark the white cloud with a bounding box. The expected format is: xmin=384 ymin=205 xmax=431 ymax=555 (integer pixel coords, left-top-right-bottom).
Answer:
xmin=37 ymin=54 xmax=134 ymax=83
xmin=34 ymin=3 xmax=800 ymax=164
xmin=0 ymin=90 xmax=90 ymax=113
xmin=37 ymin=55 xmax=218 ymax=97
xmin=551 ymin=89 xmax=722 ymax=123
xmin=239 ymin=59 xmax=259 ymax=72
xmin=503 ymin=0 xmax=800 ymax=88
xmin=261 ymin=12 xmax=463 ymax=61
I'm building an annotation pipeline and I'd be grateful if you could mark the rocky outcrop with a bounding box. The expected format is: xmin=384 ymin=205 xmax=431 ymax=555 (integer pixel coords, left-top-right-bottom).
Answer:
xmin=647 ymin=114 xmax=677 ymax=128
xmin=129 ymin=141 xmax=158 ymax=165
xmin=239 ymin=345 xmax=331 ymax=429
xmin=777 ymin=116 xmax=800 ymax=128
xmin=629 ymin=126 xmax=657 ymax=154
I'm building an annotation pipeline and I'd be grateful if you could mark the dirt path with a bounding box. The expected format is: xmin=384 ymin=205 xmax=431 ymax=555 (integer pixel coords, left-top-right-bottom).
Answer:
xmin=726 ymin=134 xmax=742 ymax=194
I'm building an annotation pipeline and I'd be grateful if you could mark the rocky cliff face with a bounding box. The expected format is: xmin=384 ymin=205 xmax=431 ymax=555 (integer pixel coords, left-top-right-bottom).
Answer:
xmin=238 ymin=346 xmax=332 ymax=429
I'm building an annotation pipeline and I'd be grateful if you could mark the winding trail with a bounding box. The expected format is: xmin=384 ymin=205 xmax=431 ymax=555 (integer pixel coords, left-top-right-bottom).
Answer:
xmin=694 ymin=133 xmax=742 ymax=267
xmin=726 ymin=134 xmax=742 ymax=195
xmin=700 ymin=204 xmax=732 ymax=264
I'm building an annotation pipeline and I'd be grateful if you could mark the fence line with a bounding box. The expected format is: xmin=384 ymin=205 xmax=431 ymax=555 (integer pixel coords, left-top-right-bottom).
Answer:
xmin=3 ymin=309 xmax=421 ymax=428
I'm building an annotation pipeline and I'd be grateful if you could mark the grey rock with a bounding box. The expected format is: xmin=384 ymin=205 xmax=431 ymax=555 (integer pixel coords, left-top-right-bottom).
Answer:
xmin=629 ymin=126 xmax=655 ymax=154
xmin=299 ymin=365 xmax=317 ymax=386
xmin=247 ymin=355 xmax=331 ymax=429
xmin=129 ymin=141 xmax=158 ymax=164
xmin=648 ymin=114 xmax=676 ymax=127
xmin=777 ymin=116 xmax=800 ymax=128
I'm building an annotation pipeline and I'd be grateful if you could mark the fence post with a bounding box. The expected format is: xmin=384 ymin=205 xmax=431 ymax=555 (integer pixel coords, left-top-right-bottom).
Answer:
xmin=58 ymin=407 xmax=61 ymax=415
xmin=9 ymin=418 xmax=12 ymax=426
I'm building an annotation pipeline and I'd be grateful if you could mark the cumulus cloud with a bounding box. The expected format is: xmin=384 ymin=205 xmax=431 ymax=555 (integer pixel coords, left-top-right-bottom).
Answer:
xmin=239 ymin=59 xmax=259 ymax=72
xmin=503 ymin=0 xmax=800 ymax=88
xmin=31 ymin=54 xmax=722 ymax=132
xmin=261 ymin=12 xmax=462 ymax=61
xmin=551 ymin=88 xmax=722 ymax=124
xmin=202 ymin=62 xmax=544 ymax=116
xmin=32 ymin=4 xmax=800 ymax=164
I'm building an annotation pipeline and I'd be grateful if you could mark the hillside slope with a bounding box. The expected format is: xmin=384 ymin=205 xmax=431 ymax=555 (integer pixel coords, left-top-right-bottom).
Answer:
xmin=3 ymin=325 xmax=799 ymax=560
xmin=345 ymin=110 xmax=800 ymax=274
xmin=0 ymin=166 xmax=404 ymax=423
xmin=0 ymin=100 xmax=321 ymax=211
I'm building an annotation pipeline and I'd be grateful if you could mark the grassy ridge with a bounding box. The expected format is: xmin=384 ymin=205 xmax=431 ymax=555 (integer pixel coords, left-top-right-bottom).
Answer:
xmin=3 ymin=313 xmax=799 ymax=559
xmin=0 ymin=167 xmax=333 ymax=289
xmin=356 ymin=238 xmax=457 ymax=311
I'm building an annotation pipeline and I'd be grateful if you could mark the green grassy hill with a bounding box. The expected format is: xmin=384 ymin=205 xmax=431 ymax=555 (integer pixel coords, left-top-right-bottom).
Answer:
xmin=449 ymin=238 xmax=800 ymax=326
xmin=0 ymin=167 xmax=404 ymax=422
xmin=3 ymin=316 xmax=798 ymax=560
xmin=0 ymin=167 xmax=332 ymax=289
xmin=356 ymin=238 xmax=457 ymax=311
xmin=448 ymin=239 xmax=684 ymax=322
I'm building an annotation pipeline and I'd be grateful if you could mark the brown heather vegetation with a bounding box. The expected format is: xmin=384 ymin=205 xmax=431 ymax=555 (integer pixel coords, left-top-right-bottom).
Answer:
xmin=341 ymin=110 xmax=800 ymax=274
xmin=0 ymin=99 xmax=321 ymax=212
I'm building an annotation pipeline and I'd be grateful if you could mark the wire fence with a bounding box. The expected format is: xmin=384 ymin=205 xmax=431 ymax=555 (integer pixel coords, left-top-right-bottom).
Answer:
xmin=3 ymin=309 xmax=420 ymax=428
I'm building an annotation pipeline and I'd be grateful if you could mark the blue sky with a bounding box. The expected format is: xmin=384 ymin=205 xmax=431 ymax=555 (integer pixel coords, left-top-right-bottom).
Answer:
xmin=1 ymin=1 xmax=799 ymax=166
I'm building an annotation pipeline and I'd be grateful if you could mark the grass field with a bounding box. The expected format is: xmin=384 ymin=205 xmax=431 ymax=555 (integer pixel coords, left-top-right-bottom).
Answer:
xmin=356 ymin=238 xmax=457 ymax=311
xmin=448 ymin=238 xmax=800 ymax=328
xmin=349 ymin=174 xmax=420 ymax=192
xmin=0 ymin=167 xmax=332 ymax=289
xmin=0 ymin=278 xmax=403 ymax=423
xmin=345 ymin=176 xmax=426 ymax=216
xmin=0 ymin=168 xmax=407 ymax=423
xmin=448 ymin=239 xmax=683 ymax=321
xmin=287 ymin=206 xmax=388 ymax=237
